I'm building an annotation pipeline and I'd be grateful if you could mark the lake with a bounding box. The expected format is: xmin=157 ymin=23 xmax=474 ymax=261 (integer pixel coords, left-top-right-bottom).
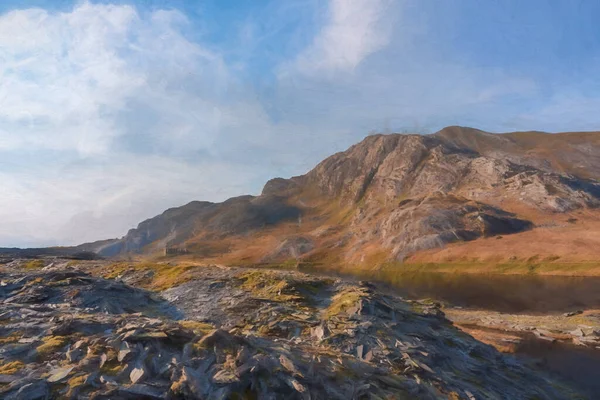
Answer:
xmin=300 ymin=267 xmax=600 ymax=313
xmin=300 ymin=266 xmax=600 ymax=397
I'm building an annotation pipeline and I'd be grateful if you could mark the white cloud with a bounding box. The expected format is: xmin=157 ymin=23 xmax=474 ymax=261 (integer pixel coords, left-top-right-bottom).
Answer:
xmin=0 ymin=155 xmax=258 ymax=247
xmin=284 ymin=0 xmax=393 ymax=76
xmin=0 ymin=1 xmax=262 ymax=246
xmin=0 ymin=3 xmax=142 ymax=154
xmin=0 ymin=1 xmax=231 ymax=156
xmin=1 ymin=0 xmax=598 ymax=248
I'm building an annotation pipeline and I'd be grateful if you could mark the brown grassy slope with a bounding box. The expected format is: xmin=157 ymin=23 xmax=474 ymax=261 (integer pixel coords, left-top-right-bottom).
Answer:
xmin=403 ymin=209 xmax=600 ymax=275
xmin=150 ymin=203 xmax=600 ymax=276
xmin=101 ymin=127 xmax=600 ymax=275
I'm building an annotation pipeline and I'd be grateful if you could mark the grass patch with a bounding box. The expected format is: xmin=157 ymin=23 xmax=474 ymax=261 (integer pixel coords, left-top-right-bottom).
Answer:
xmin=22 ymin=259 xmax=45 ymax=270
xmin=149 ymin=264 xmax=197 ymax=291
xmin=0 ymin=331 xmax=22 ymax=345
xmin=100 ymin=362 xmax=122 ymax=376
xmin=67 ymin=374 xmax=89 ymax=398
xmin=237 ymin=271 xmax=300 ymax=302
xmin=36 ymin=336 xmax=69 ymax=358
xmin=323 ymin=288 xmax=364 ymax=319
xmin=0 ymin=361 xmax=25 ymax=374
xmin=236 ymin=270 xmax=330 ymax=303
xmin=67 ymin=374 xmax=88 ymax=390
xmin=99 ymin=262 xmax=198 ymax=291
xmin=179 ymin=320 xmax=215 ymax=335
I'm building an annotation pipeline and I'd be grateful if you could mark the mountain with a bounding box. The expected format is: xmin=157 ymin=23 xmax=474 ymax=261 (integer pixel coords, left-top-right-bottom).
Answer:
xmin=93 ymin=126 xmax=600 ymax=268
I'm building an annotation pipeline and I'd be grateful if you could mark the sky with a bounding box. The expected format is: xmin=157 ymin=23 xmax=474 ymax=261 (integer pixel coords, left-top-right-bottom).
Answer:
xmin=1 ymin=0 xmax=599 ymax=247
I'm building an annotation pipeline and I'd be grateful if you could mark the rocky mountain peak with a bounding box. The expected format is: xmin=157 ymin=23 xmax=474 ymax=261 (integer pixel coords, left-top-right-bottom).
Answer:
xmin=76 ymin=127 xmax=600 ymax=266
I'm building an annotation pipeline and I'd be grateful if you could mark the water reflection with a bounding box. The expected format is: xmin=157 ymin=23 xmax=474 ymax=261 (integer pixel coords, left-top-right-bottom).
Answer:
xmin=300 ymin=267 xmax=600 ymax=313
xmin=515 ymin=333 xmax=600 ymax=398
xmin=298 ymin=266 xmax=600 ymax=397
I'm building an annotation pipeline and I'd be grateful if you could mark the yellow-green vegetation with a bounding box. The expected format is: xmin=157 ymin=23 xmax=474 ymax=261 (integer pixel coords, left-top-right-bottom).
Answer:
xmin=179 ymin=320 xmax=215 ymax=335
xmin=150 ymin=264 xmax=197 ymax=291
xmin=67 ymin=374 xmax=88 ymax=396
xmin=0 ymin=360 xmax=25 ymax=374
xmin=237 ymin=271 xmax=300 ymax=302
xmin=100 ymin=362 xmax=122 ymax=376
xmin=323 ymin=288 xmax=364 ymax=319
xmin=36 ymin=336 xmax=69 ymax=358
xmin=280 ymin=258 xmax=299 ymax=269
xmin=22 ymin=259 xmax=45 ymax=270
xmin=97 ymin=347 xmax=122 ymax=375
xmin=258 ymin=325 xmax=271 ymax=336
xmin=236 ymin=271 xmax=328 ymax=303
xmin=101 ymin=262 xmax=139 ymax=280
xmin=410 ymin=299 xmax=438 ymax=315
xmin=0 ymin=331 xmax=22 ymax=345
xmin=100 ymin=262 xmax=199 ymax=291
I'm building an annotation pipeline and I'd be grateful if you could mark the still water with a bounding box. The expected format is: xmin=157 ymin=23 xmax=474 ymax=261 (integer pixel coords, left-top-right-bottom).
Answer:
xmin=299 ymin=267 xmax=600 ymax=397
xmin=301 ymin=267 xmax=600 ymax=313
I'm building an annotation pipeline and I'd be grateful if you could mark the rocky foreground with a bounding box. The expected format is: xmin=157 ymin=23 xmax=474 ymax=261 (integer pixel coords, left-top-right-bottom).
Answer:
xmin=0 ymin=260 xmax=582 ymax=399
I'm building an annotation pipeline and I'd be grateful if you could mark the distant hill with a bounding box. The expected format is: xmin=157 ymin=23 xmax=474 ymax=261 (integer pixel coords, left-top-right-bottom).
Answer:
xmin=84 ymin=126 xmax=600 ymax=268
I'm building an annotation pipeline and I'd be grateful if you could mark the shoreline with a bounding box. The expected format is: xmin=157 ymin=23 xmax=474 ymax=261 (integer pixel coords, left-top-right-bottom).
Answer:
xmin=324 ymin=261 xmax=600 ymax=277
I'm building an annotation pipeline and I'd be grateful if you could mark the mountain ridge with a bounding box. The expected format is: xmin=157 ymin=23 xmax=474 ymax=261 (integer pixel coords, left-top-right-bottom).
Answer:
xmin=67 ymin=126 xmax=600 ymax=269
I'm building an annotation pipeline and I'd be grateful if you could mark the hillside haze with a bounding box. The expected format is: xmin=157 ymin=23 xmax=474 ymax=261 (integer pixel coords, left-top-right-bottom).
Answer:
xmin=80 ymin=126 xmax=600 ymax=267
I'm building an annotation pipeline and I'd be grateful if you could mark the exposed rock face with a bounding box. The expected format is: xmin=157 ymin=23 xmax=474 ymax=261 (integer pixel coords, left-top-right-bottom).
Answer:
xmin=0 ymin=261 xmax=583 ymax=399
xmin=368 ymin=194 xmax=533 ymax=259
xmin=304 ymin=132 xmax=599 ymax=212
xmin=99 ymin=196 xmax=302 ymax=256
xmin=435 ymin=126 xmax=600 ymax=179
xmin=90 ymin=127 xmax=600 ymax=263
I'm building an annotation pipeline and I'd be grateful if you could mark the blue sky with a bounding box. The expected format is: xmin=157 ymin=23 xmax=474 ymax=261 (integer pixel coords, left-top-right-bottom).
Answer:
xmin=1 ymin=0 xmax=599 ymax=247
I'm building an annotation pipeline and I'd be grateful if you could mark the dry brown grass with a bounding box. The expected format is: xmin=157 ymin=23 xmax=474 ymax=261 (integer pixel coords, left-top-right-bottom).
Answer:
xmin=0 ymin=361 xmax=25 ymax=374
xmin=404 ymin=212 xmax=600 ymax=275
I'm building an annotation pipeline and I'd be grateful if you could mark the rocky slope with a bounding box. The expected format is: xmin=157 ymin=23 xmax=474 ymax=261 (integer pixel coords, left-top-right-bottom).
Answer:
xmin=89 ymin=126 xmax=600 ymax=267
xmin=0 ymin=260 xmax=582 ymax=399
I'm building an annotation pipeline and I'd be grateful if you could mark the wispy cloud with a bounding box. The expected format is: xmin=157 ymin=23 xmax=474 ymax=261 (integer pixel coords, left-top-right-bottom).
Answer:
xmin=0 ymin=2 xmax=231 ymax=156
xmin=0 ymin=154 xmax=257 ymax=247
xmin=282 ymin=0 xmax=393 ymax=76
